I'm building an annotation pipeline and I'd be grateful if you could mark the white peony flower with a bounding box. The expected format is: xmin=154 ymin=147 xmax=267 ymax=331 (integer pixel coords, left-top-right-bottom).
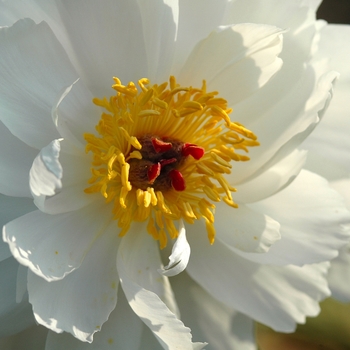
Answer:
xmin=1 ymin=0 xmax=350 ymax=349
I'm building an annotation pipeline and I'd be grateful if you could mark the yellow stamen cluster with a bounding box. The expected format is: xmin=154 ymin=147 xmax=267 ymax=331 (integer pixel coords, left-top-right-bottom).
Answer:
xmin=84 ymin=76 xmax=259 ymax=248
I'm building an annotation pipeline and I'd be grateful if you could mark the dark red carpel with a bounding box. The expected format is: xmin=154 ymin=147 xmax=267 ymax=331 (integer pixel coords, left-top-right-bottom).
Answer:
xmin=160 ymin=158 xmax=177 ymax=168
xmin=169 ymin=169 xmax=186 ymax=191
xmin=182 ymin=143 xmax=205 ymax=160
xmin=148 ymin=162 xmax=161 ymax=183
xmin=151 ymin=138 xmax=173 ymax=153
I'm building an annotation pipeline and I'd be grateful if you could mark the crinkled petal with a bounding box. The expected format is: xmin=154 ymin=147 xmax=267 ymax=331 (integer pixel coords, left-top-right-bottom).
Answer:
xmin=54 ymin=0 xmax=148 ymax=97
xmin=0 ymin=18 xmax=79 ymax=149
xmin=27 ymin=222 xmax=119 ymax=342
xmin=171 ymin=272 xmax=257 ymax=350
xmin=187 ymin=229 xmax=330 ymax=332
xmin=233 ymin=149 xmax=307 ymax=203
xmin=158 ymin=220 xmax=190 ymax=277
xmin=214 ymin=203 xmax=280 ymax=254
xmin=118 ymin=224 xmax=180 ymax=316
xmin=136 ymin=0 xmax=178 ymax=82
xmin=30 ymin=140 xmax=63 ymax=199
xmin=239 ymin=170 xmax=350 ymax=266
xmin=0 ymin=122 xmax=38 ymax=197
xmin=179 ymin=23 xmax=284 ymax=105
xmin=0 ymin=258 xmax=35 ymax=337
xmin=303 ymin=25 xmax=350 ymax=174
xmin=30 ymin=139 xmax=97 ymax=215
xmin=327 ymin=178 xmax=350 ymax=303
xmin=328 ymin=244 xmax=350 ymax=303
xmin=3 ymin=203 xmax=112 ymax=281
xmin=117 ymin=229 xmax=206 ymax=349
xmin=0 ymin=195 xmax=36 ymax=262
xmin=45 ymin=287 xmax=143 ymax=350
xmin=222 ymin=2 xmax=338 ymax=184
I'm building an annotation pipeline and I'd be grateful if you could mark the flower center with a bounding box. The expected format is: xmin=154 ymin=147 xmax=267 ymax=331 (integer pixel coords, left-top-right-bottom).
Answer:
xmin=84 ymin=76 xmax=259 ymax=248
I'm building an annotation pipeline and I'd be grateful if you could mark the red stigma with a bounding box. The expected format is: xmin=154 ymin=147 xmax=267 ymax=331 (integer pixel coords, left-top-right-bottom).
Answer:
xmin=148 ymin=163 xmax=161 ymax=183
xmin=151 ymin=138 xmax=173 ymax=153
xmin=169 ymin=169 xmax=186 ymax=191
xmin=160 ymin=158 xmax=177 ymax=168
xmin=182 ymin=143 xmax=205 ymax=160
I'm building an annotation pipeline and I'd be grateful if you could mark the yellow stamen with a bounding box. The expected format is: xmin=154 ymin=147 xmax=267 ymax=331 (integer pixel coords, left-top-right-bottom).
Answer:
xmin=84 ymin=76 xmax=258 ymax=248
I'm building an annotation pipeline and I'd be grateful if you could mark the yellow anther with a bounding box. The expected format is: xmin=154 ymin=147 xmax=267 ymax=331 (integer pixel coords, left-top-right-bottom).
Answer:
xmin=138 ymin=109 xmax=161 ymax=118
xmin=128 ymin=151 xmax=142 ymax=160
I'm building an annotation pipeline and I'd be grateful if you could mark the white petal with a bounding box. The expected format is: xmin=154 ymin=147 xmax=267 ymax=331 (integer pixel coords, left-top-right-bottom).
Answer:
xmin=179 ymin=23 xmax=284 ymax=105
xmin=303 ymin=25 xmax=350 ymax=174
xmin=118 ymin=224 xmax=180 ymax=316
xmin=327 ymin=178 xmax=350 ymax=302
xmin=117 ymin=229 xmax=206 ymax=349
xmin=171 ymin=0 xmax=228 ymax=74
xmin=232 ymin=66 xmax=338 ymax=184
xmin=171 ymin=272 xmax=256 ymax=350
xmin=30 ymin=139 xmax=96 ymax=215
xmin=54 ymin=0 xmax=149 ymax=96
xmin=136 ymin=0 xmax=178 ymax=82
xmin=3 ymin=203 xmax=113 ymax=281
xmin=0 ymin=18 xmax=79 ymax=149
xmin=0 ymin=257 xmax=35 ymax=337
xmin=0 ymin=122 xmax=38 ymax=197
xmin=27 ymin=222 xmax=120 ymax=342
xmin=222 ymin=3 xmax=337 ymax=184
xmin=45 ymin=288 xmax=144 ymax=350
xmin=328 ymin=244 xmax=350 ymax=303
xmin=159 ymin=220 xmax=190 ymax=277
xmin=30 ymin=140 xmax=63 ymax=199
xmin=52 ymin=78 xmax=100 ymax=152
xmin=187 ymin=229 xmax=330 ymax=332
xmin=0 ymin=195 xmax=36 ymax=262
xmin=214 ymin=203 xmax=281 ymax=254
xmin=233 ymin=149 xmax=307 ymax=203
xmin=241 ymin=170 xmax=350 ymax=266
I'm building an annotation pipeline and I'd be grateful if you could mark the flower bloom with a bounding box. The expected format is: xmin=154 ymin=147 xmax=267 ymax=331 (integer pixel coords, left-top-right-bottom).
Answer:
xmin=1 ymin=0 xmax=350 ymax=349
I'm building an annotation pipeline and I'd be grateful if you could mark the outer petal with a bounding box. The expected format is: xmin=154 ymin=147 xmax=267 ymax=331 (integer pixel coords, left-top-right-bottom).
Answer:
xmin=45 ymin=288 xmax=144 ymax=350
xmin=136 ymin=0 xmax=178 ymax=82
xmin=172 ymin=0 xmax=228 ymax=74
xmin=29 ymin=139 xmax=96 ymax=215
xmin=27 ymin=222 xmax=120 ymax=343
xmin=0 ymin=18 xmax=79 ymax=149
xmin=0 ymin=195 xmax=36 ymax=262
xmin=171 ymin=272 xmax=256 ymax=350
xmin=303 ymin=25 xmax=350 ymax=174
xmin=179 ymin=23 xmax=284 ymax=105
xmin=117 ymin=228 xmax=206 ymax=349
xmin=53 ymin=0 xmax=149 ymax=97
xmin=327 ymin=178 xmax=350 ymax=303
xmin=233 ymin=149 xmax=307 ymax=203
xmin=158 ymin=220 xmax=191 ymax=277
xmin=187 ymin=229 xmax=330 ymax=332
xmin=0 ymin=122 xmax=38 ymax=197
xmin=30 ymin=140 xmax=62 ymax=199
xmin=0 ymin=258 xmax=35 ymax=337
xmin=222 ymin=1 xmax=338 ymax=184
xmin=239 ymin=170 xmax=350 ymax=266
xmin=3 ymin=203 xmax=112 ymax=281
xmin=214 ymin=203 xmax=281 ymax=254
